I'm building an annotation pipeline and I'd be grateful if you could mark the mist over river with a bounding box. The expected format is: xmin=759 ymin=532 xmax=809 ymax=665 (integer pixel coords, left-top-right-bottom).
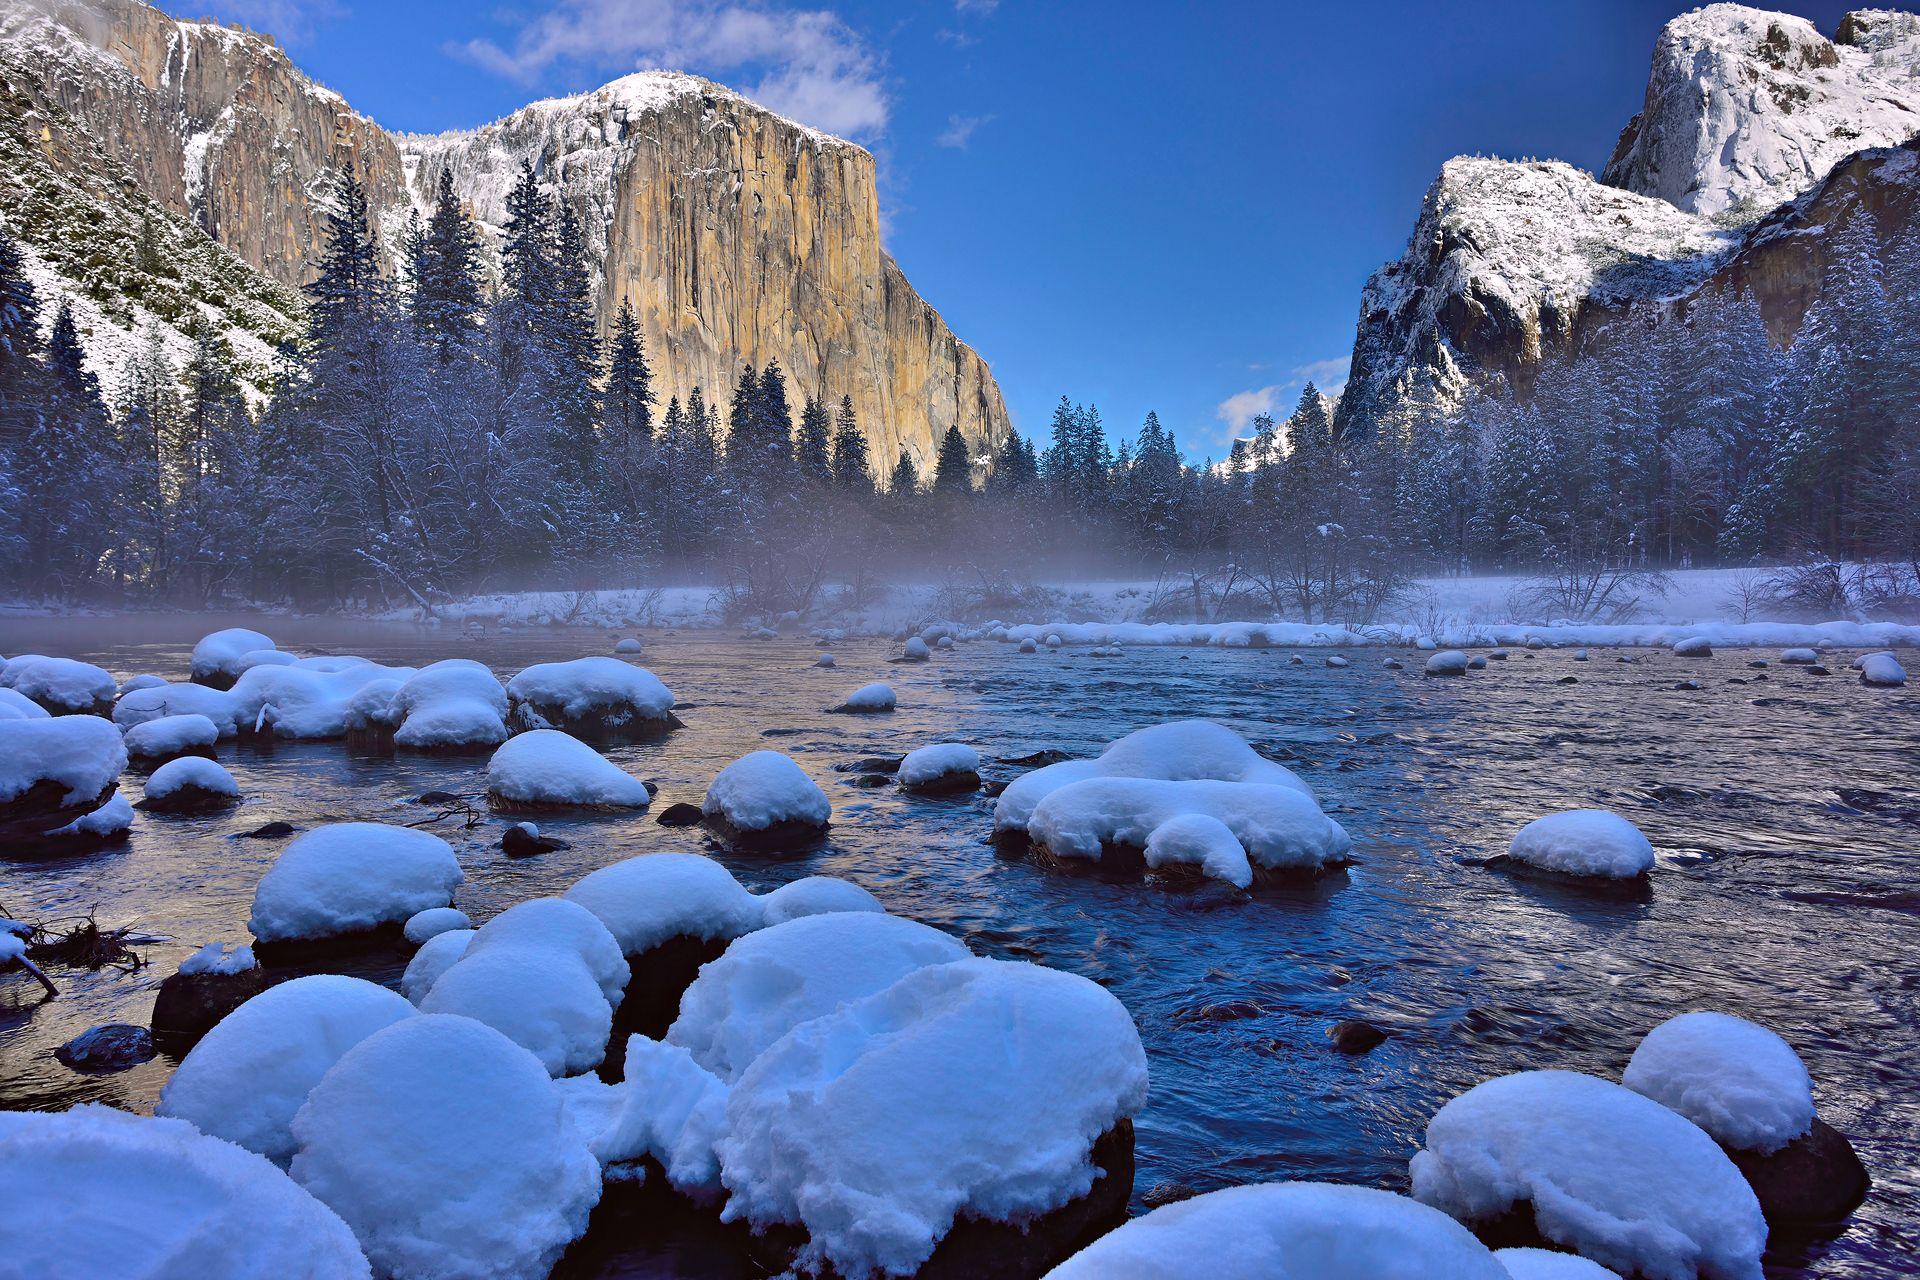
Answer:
xmin=2 ymin=615 xmax=1915 ymax=1278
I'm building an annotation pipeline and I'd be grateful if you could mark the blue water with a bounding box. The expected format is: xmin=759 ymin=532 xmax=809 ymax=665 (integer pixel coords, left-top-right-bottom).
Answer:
xmin=1 ymin=615 xmax=1915 ymax=1278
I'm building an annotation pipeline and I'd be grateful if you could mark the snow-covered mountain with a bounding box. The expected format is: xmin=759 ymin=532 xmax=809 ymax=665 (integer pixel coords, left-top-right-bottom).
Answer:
xmin=1338 ymin=4 xmax=1920 ymax=434
xmin=0 ymin=0 xmax=1009 ymax=471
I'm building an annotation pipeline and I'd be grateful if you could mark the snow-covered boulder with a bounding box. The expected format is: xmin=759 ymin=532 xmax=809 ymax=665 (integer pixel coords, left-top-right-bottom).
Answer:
xmin=248 ymin=823 xmax=464 ymax=955
xmin=901 ymin=636 xmax=931 ymax=662
xmin=1859 ymin=652 xmax=1906 ymax=687
xmin=402 ymin=928 xmax=474 ymax=1004
xmin=113 ymin=679 xmax=241 ymax=735
xmin=1326 ymin=654 xmax=1350 ymax=668
xmin=149 ymin=946 xmax=269 ymax=1049
xmin=157 ymin=975 xmax=415 ymax=1165
xmin=1504 ymin=809 xmax=1655 ymax=881
xmin=191 ymin=627 xmax=277 ymax=688
xmin=1426 ymin=650 xmax=1471 ymax=676
xmin=702 ymin=750 xmax=830 ymax=848
xmin=226 ymin=661 xmax=414 ymax=741
xmin=1 ymin=654 xmax=118 ymax=716
xmin=756 ymin=874 xmax=885 ymax=924
xmin=898 ymin=742 xmax=981 ymax=794
xmin=613 ymin=636 xmax=644 ymax=655
xmin=485 ymin=729 xmax=652 ymax=810
xmin=137 ymin=755 xmax=238 ymax=813
xmin=506 ymin=656 xmax=677 ymax=739
xmin=1410 ymin=1070 xmax=1765 ymax=1280
xmin=1045 ymin=1182 xmax=1510 ymax=1279
xmin=289 ymin=1014 xmax=601 ymax=1280
xmin=419 ymin=936 xmax=615 ymax=1077
xmin=0 ymin=686 xmax=50 ymax=719
xmin=1672 ymin=636 xmax=1713 ymax=657
xmin=0 ymin=1104 xmax=370 ymax=1278
xmin=1045 ymin=634 xmax=1063 ymax=649
xmin=1780 ymin=648 xmax=1819 ymax=665
xmin=814 ymin=652 xmax=837 ymax=668
xmin=1467 ymin=655 xmax=1489 ymax=670
xmin=120 ymin=672 xmax=169 ymax=694
xmin=832 ymin=681 xmax=897 ymax=713
xmin=1495 ymin=1248 xmax=1622 ymax=1280
xmin=123 ymin=712 xmax=219 ymax=764
xmin=0 ymin=714 xmax=128 ymax=850
xmin=403 ymin=906 xmax=471 ymax=944
xmin=388 ymin=659 xmax=510 ymax=750
xmin=1018 ymin=637 xmax=1039 ymax=654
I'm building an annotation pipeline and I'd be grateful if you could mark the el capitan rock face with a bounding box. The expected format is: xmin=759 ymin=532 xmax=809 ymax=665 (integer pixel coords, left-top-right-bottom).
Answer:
xmin=0 ymin=0 xmax=1009 ymax=473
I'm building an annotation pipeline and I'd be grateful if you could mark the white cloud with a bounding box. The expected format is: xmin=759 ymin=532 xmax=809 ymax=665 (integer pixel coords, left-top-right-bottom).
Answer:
xmin=1215 ymin=385 xmax=1281 ymax=434
xmin=935 ymin=113 xmax=992 ymax=148
xmin=1213 ymin=354 xmax=1350 ymax=439
xmin=453 ymin=0 xmax=888 ymax=139
xmin=954 ymin=0 xmax=999 ymax=12
xmin=1291 ymin=355 xmax=1350 ymax=395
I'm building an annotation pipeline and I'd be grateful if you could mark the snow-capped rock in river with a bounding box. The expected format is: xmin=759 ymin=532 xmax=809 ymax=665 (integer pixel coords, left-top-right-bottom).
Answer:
xmin=1506 ymin=809 xmax=1656 ymax=880
xmin=123 ymin=712 xmax=219 ymax=763
xmin=485 ymin=729 xmax=652 ymax=810
xmin=139 ymin=755 xmax=239 ymax=812
xmin=190 ymin=628 xmax=277 ymax=687
xmin=505 ymin=656 xmax=677 ymax=739
xmin=248 ymin=822 xmax=464 ymax=951
xmin=0 ymin=653 xmax=118 ymax=716
xmin=702 ymin=750 xmax=831 ymax=846
xmin=898 ymin=742 xmax=982 ymax=793
xmin=388 ymin=659 xmax=510 ymax=750
xmin=1623 ymin=1011 xmax=1814 ymax=1154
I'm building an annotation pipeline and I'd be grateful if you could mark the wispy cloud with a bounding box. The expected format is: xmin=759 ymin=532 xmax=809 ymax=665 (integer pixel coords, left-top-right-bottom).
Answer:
xmin=182 ymin=0 xmax=345 ymax=44
xmin=452 ymin=0 xmax=888 ymax=139
xmin=1213 ymin=355 xmax=1350 ymax=441
xmin=1291 ymin=355 xmax=1350 ymax=395
xmin=1215 ymin=385 xmax=1281 ymax=435
xmin=935 ymin=113 xmax=992 ymax=149
xmin=953 ymin=0 xmax=999 ymax=12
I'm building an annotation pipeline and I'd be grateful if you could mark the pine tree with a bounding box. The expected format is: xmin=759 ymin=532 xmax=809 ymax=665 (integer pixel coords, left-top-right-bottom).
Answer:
xmin=306 ymin=169 xmax=382 ymax=339
xmin=0 ymin=222 xmax=44 ymax=442
xmin=605 ymin=300 xmax=653 ymax=448
xmin=795 ymin=396 xmax=832 ymax=485
xmin=887 ymin=451 xmax=920 ymax=498
xmin=932 ymin=423 xmax=973 ymax=496
xmin=830 ymin=395 xmax=872 ymax=494
xmin=414 ymin=168 xmax=484 ymax=344
xmin=18 ymin=303 xmax=112 ymax=592
xmin=501 ymin=163 xmax=553 ymax=309
xmin=546 ymin=199 xmax=603 ymax=452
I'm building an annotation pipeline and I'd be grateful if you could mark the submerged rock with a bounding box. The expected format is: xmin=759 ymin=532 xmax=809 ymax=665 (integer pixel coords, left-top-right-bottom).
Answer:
xmin=56 ymin=1023 xmax=157 ymax=1071
xmin=237 ymin=820 xmax=295 ymax=839
xmin=655 ymin=802 xmax=705 ymax=827
xmin=1328 ymin=1019 xmax=1390 ymax=1055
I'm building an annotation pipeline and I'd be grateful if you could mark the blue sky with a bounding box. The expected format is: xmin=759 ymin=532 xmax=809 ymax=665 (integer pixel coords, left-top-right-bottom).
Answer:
xmin=184 ymin=0 xmax=1857 ymax=458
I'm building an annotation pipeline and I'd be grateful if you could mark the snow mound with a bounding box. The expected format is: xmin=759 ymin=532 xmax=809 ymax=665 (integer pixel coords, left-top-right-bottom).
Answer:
xmin=0 ymin=714 xmax=127 ymax=806
xmin=419 ymin=940 xmax=614 ymax=1076
xmin=157 ymin=974 xmax=416 ymax=1164
xmin=389 ymin=659 xmax=510 ymax=749
xmin=1672 ymin=636 xmax=1712 ymax=657
xmin=703 ymin=750 xmax=830 ymax=834
xmin=1780 ymin=648 xmax=1819 ymax=664
xmin=1859 ymin=652 xmax=1906 ymax=686
xmin=1 ymin=654 xmax=118 ymax=713
xmin=43 ymin=791 xmax=134 ymax=840
xmin=506 ymin=656 xmax=674 ymax=728
xmin=815 ymin=653 xmax=837 ymax=668
xmin=995 ymin=719 xmax=1311 ymax=832
xmin=123 ymin=712 xmax=219 ymax=759
xmin=290 ymin=1014 xmax=602 ymax=1280
xmin=0 ymin=1104 xmax=370 ymax=1278
xmin=716 ymin=957 xmax=1148 ymax=1278
xmin=0 ymin=686 xmax=51 ymax=719
xmin=460 ymin=897 xmax=630 ymax=1004
xmin=403 ymin=906 xmax=471 ymax=944
xmin=899 ymin=742 xmax=981 ymax=789
xmin=1622 ymin=1011 xmax=1814 ymax=1154
xmin=486 ymin=729 xmax=652 ymax=808
xmin=837 ymin=681 xmax=897 ymax=712
xmin=1143 ymin=811 xmax=1260 ymax=888
xmin=1427 ymin=650 xmax=1471 ymax=675
xmin=402 ymin=929 xmax=474 ymax=1004
xmin=1030 ymin=777 xmax=1352 ymax=881
xmin=1496 ymin=1247 xmax=1623 ymax=1280
xmin=143 ymin=755 xmax=238 ymax=802
xmin=667 ymin=911 xmax=970 ymax=1081
xmin=566 ymin=853 xmax=761 ymax=954
xmin=614 ymin=637 xmax=644 ymax=654
xmin=756 ymin=875 xmax=885 ymax=924
xmin=903 ymin=636 xmax=931 ymax=660
xmin=227 ymin=661 xmax=416 ymax=740
xmin=179 ymin=941 xmax=257 ymax=976
xmin=1045 ymin=1182 xmax=1509 ymax=1279
xmin=120 ymin=674 xmax=169 ymax=694
xmin=113 ymin=680 xmax=242 ymax=734
xmin=191 ymin=628 xmax=276 ymax=684
xmin=1507 ymin=810 xmax=1655 ymax=880
xmin=249 ymin=823 xmax=464 ymax=944
xmin=1410 ymin=1070 xmax=1765 ymax=1280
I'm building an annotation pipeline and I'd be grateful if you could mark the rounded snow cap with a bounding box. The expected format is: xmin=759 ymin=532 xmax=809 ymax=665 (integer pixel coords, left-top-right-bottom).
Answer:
xmin=1507 ymin=809 xmax=1655 ymax=879
xmin=249 ymin=822 xmax=463 ymax=943
xmin=1622 ymin=1011 xmax=1814 ymax=1154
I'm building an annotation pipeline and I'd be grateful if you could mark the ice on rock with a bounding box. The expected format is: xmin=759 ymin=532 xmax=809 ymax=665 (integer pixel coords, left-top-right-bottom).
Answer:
xmin=1622 ymin=1011 xmax=1814 ymax=1154
xmin=667 ymin=912 xmax=970 ymax=1081
xmin=141 ymin=755 xmax=238 ymax=807
xmin=402 ymin=928 xmax=474 ymax=1004
xmin=0 ymin=714 xmax=127 ymax=808
xmin=1410 ymin=1070 xmax=1765 ymax=1280
xmin=191 ymin=627 xmax=277 ymax=685
xmin=755 ymin=875 xmax=885 ymax=924
xmin=836 ymin=681 xmax=897 ymax=712
xmin=419 ymin=940 xmax=614 ymax=1076
xmin=703 ymin=750 xmax=830 ymax=837
xmin=1507 ymin=810 xmax=1655 ymax=880
xmin=716 ymin=957 xmax=1148 ymax=1278
xmin=1426 ymin=650 xmax=1471 ymax=675
xmin=1029 ymin=777 xmax=1352 ymax=881
xmin=566 ymin=853 xmax=762 ymax=955
xmin=486 ymin=729 xmax=652 ymax=808
xmin=157 ymin=974 xmax=416 ymax=1164
xmin=289 ymin=1014 xmax=602 ymax=1280
xmin=389 ymin=658 xmax=510 ymax=749
xmin=249 ymin=823 xmax=464 ymax=945
xmin=123 ymin=712 xmax=219 ymax=761
xmin=403 ymin=906 xmax=471 ymax=944
xmin=898 ymin=742 xmax=981 ymax=791
xmin=1859 ymin=652 xmax=1906 ymax=686
xmin=458 ymin=897 xmax=630 ymax=1005
xmin=506 ymin=656 xmax=675 ymax=733
xmin=1496 ymin=1248 xmax=1623 ymax=1280
xmin=1045 ymin=1182 xmax=1510 ymax=1279
xmin=0 ymin=653 xmax=119 ymax=714
xmin=0 ymin=1104 xmax=370 ymax=1278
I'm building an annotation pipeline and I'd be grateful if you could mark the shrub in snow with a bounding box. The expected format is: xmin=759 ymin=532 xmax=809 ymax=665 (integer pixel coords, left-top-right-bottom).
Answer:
xmin=1672 ymin=636 xmax=1713 ymax=657
xmin=1496 ymin=1247 xmax=1623 ymax=1279
xmin=901 ymin=636 xmax=931 ymax=661
xmin=485 ymin=729 xmax=652 ymax=810
xmin=0 ymin=1104 xmax=370 ymax=1278
xmin=702 ymin=750 xmax=830 ymax=847
xmin=123 ymin=712 xmax=219 ymax=764
xmin=157 ymin=974 xmax=415 ymax=1164
xmin=898 ymin=742 xmax=981 ymax=794
xmin=402 ymin=928 xmax=474 ymax=1004
xmin=1426 ymin=650 xmax=1471 ymax=676
xmin=138 ymin=755 xmax=239 ymax=813
xmin=613 ymin=636 xmax=644 ymax=654
xmin=506 ymin=656 xmax=678 ymax=739
xmin=1 ymin=654 xmax=119 ymax=716
xmin=1046 ymin=1182 xmax=1509 ymax=1279
xmin=0 ymin=686 xmax=50 ymax=719
xmin=403 ymin=906 xmax=471 ymax=944
xmin=388 ymin=659 xmax=509 ymax=750
xmin=191 ymin=627 xmax=277 ymax=688
xmin=289 ymin=1014 xmax=601 ymax=1280
xmin=248 ymin=823 xmax=464 ymax=951
xmin=1623 ymin=1011 xmax=1813 ymax=1154
xmin=1504 ymin=809 xmax=1655 ymax=881
xmin=1409 ymin=1070 xmax=1764 ymax=1280
xmin=1859 ymin=652 xmax=1906 ymax=686
xmin=833 ymin=681 xmax=897 ymax=713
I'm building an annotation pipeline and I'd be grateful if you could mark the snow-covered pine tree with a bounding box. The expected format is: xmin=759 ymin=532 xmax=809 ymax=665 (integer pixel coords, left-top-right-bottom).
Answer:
xmin=17 ymin=303 xmax=112 ymax=592
xmin=795 ymin=396 xmax=832 ymax=485
xmin=605 ymin=300 xmax=653 ymax=449
xmin=830 ymin=395 xmax=872 ymax=494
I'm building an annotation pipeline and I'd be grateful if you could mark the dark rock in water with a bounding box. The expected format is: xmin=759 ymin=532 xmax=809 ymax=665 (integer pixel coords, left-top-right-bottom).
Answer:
xmin=416 ymin=790 xmax=465 ymax=806
xmin=982 ymin=779 xmax=1008 ymax=798
xmin=598 ymin=933 xmax=733 ymax=1081
xmin=1751 ymin=673 xmax=1768 ymax=681
xmin=655 ymin=802 xmax=705 ymax=827
xmin=1726 ymin=1118 xmax=1870 ymax=1226
xmin=1748 ymin=660 xmax=1770 ymax=669
xmin=704 ymin=811 xmax=830 ymax=853
xmin=834 ymin=756 xmax=904 ymax=774
xmin=128 ymin=743 xmax=217 ymax=768
xmin=151 ymin=966 xmax=271 ymax=1049
xmin=1139 ymin=1181 xmax=1202 ymax=1209
xmin=1673 ymin=679 xmax=1703 ymax=690
xmin=1557 ymin=675 xmax=1578 ymax=684
xmin=760 ymin=727 xmax=811 ymax=737
xmin=997 ymin=749 xmax=1074 ymax=767
xmin=901 ymin=769 xmax=982 ymax=796
xmin=1328 ymin=1019 xmax=1390 ymax=1055
xmin=1288 ymin=655 xmax=1305 ymax=666
xmin=237 ymin=820 xmax=294 ymax=839
xmin=56 ymin=1023 xmax=156 ymax=1071
xmin=1805 ymin=665 xmax=1831 ymax=676
xmin=250 ymin=921 xmax=410 ymax=967
xmin=508 ymin=699 xmax=681 ymax=744
xmin=502 ymin=824 xmax=569 ymax=857
xmin=1175 ymin=999 xmax=1266 ymax=1025
xmin=849 ymin=773 xmax=893 ymax=789
xmin=1616 ymin=655 xmax=1640 ymax=664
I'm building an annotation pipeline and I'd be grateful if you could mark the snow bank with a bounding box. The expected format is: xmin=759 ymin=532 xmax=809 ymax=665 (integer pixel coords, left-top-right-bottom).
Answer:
xmin=191 ymin=627 xmax=277 ymax=684
xmin=403 ymin=906 xmax=471 ymax=944
xmin=835 ymin=681 xmax=897 ymax=712
xmin=1622 ymin=1011 xmax=1814 ymax=1154
xmin=157 ymin=975 xmax=415 ymax=1164
xmin=899 ymin=742 xmax=981 ymax=790
xmin=1 ymin=654 xmax=118 ymax=714
xmin=703 ymin=750 xmax=830 ymax=835
xmin=1410 ymin=1070 xmax=1765 ymax=1280
xmin=289 ymin=1014 xmax=601 ymax=1280
xmin=0 ymin=686 xmax=50 ymax=719
xmin=1000 ymin=617 xmax=1920 ymax=652
xmin=389 ymin=659 xmax=509 ymax=749
xmin=506 ymin=656 xmax=675 ymax=731
xmin=1860 ymin=652 xmax=1907 ymax=686
xmin=1507 ymin=810 xmax=1655 ymax=880
xmin=249 ymin=823 xmax=464 ymax=945
xmin=123 ymin=712 xmax=219 ymax=760
xmin=0 ymin=1104 xmax=370 ymax=1278
xmin=715 ymin=957 xmax=1147 ymax=1278
xmin=0 ymin=714 xmax=126 ymax=807
xmin=142 ymin=755 xmax=238 ymax=805
xmin=1045 ymin=1182 xmax=1509 ymax=1279
xmin=1029 ymin=777 xmax=1352 ymax=882
xmin=486 ymin=729 xmax=652 ymax=808
xmin=667 ymin=912 xmax=970 ymax=1081
xmin=402 ymin=928 xmax=474 ymax=1003
xmin=1496 ymin=1248 xmax=1623 ymax=1280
